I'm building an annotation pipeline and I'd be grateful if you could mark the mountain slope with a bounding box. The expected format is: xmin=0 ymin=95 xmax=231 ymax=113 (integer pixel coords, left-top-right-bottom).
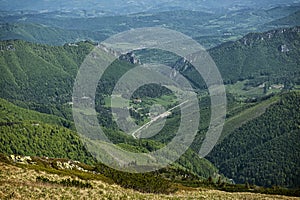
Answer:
xmin=207 ymin=91 xmax=300 ymax=188
xmin=209 ymin=26 xmax=300 ymax=84
xmin=173 ymin=26 xmax=300 ymax=93
xmin=0 ymin=98 xmax=94 ymax=164
xmin=0 ymin=39 xmax=94 ymax=118
xmin=0 ymin=98 xmax=74 ymax=129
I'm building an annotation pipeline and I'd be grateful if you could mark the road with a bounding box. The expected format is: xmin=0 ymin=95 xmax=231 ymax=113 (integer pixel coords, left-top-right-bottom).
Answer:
xmin=131 ymin=100 xmax=189 ymax=139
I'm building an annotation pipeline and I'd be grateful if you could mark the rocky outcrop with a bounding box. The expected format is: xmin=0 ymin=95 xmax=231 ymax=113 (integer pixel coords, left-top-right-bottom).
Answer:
xmin=10 ymin=155 xmax=33 ymax=164
xmin=278 ymin=44 xmax=289 ymax=53
xmin=8 ymin=154 xmax=90 ymax=173
xmin=119 ymin=52 xmax=141 ymax=65
xmin=55 ymin=160 xmax=88 ymax=172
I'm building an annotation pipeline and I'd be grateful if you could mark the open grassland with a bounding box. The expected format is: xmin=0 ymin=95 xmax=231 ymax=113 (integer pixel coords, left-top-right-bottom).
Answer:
xmin=0 ymin=162 xmax=299 ymax=200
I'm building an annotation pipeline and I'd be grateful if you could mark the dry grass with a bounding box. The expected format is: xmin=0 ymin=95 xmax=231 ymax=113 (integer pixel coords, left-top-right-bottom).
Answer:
xmin=0 ymin=162 xmax=299 ymax=200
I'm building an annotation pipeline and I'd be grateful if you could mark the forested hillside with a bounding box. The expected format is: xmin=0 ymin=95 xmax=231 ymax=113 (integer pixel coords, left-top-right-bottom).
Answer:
xmin=210 ymin=26 xmax=300 ymax=85
xmin=170 ymin=26 xmax=300 ymax=95
xmin=0 ymin=98 xmax=94 ymax=164
xmin=0 ymin=40 xmax=94 ymax=118
xmin=207 ymin=91 xmax=300 ymax=188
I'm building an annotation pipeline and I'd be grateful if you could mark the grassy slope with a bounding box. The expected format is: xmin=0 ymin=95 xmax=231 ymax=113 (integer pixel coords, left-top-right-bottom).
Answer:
xmin=0 ymin=160 xmax=299 ymax=200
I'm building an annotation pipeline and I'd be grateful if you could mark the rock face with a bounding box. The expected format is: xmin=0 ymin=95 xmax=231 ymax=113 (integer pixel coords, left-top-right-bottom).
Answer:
xmin=237 ymin=26 xmax=300 ymax=46
xmin=119 ymin=52 xmax=141 ymax=65
xmin=97 ymin=44 xmax=141 ymax=65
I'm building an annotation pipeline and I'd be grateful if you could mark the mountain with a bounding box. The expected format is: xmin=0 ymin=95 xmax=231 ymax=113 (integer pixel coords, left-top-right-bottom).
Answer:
xmin=210 ymin=26 xmax=300 ymax=85
xmin=173 ymin=26 xmax=300 ymax=91
xmin=0 ymin=39 xmax=95 ymax=118
xmin=207 ymin=91 xmax=300 ymax=188
xmin=0 ymin=1 xmax=300 ymax=198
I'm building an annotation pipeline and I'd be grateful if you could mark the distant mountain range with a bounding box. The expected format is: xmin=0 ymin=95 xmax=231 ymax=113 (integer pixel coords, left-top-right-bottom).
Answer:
xmin=1 ymin=0 xmax=299 ymax=15
xmin=1 ymin=4 xmax=299 ymax=48
xmin=263 ymin=10 xmax=300 ymax=29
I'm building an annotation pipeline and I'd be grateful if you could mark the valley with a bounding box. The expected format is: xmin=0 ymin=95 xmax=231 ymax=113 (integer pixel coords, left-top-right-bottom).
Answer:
xmin=0 ymin=1 xmax=300 ymax=199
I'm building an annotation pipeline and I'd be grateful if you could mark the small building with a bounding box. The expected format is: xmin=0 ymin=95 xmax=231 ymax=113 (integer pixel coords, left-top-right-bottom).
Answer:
xmin=133 ymin=98 xmax=142 ymax=103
